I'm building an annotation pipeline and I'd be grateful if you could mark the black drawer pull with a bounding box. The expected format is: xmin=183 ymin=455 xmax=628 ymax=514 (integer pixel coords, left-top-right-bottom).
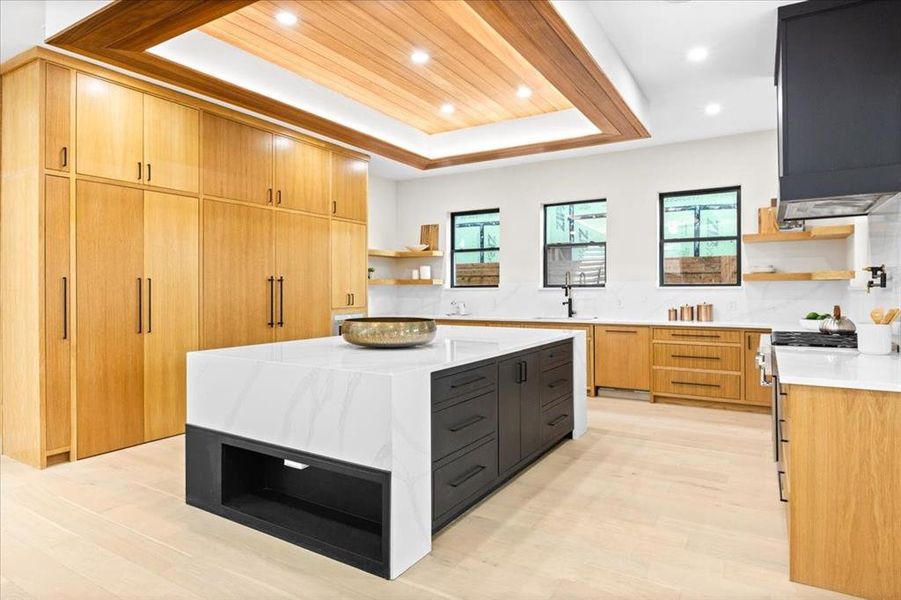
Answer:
xmin=606 ymin=330 xmax=637 ymax=334
xmin=671 ymin=333 xmax=721 ymax=339
xmin=450 ymin=375 xmax=486 ymax=389
xmin=548 ymin=414 xmax=569 ymax=427
xmin=777 ymin=470 xmax=788 ymax=503
xmin=448 ymin=415 xmax=485 ymax=432
xmin=672 ymin=380 xmax=721 ymax=388
xmin=547 ymin=378 xmax=568 ymax=388
xmin=779 ymin=418 xmax=789 ymax=443
xmin=448 ymin=465 xmax=486 ymax=488
xmin=671 ymin=354 xmax=720 ymax=360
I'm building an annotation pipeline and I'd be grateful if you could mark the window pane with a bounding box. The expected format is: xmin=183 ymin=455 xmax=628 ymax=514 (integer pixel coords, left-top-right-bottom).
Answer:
xmin=662 ymin=191 xmax=738 ymax=240
xmin=453 ymin=250 xmax=499 ymax=287
xmin=546 ymin=244 xmax=606 ymax=286
xmin=662 ymin=240 xmax=738 ymax=285
xmin=454 ymin=211 xmax=499 ymax=250
xmin=545 ymin=201 xmax=606 ymax=244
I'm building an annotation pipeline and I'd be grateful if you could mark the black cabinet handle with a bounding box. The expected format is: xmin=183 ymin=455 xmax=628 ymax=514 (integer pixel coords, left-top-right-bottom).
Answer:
xmin=671 ymin=333 xmax=721 ymax=339
xmin=146 ymin=163 xmax=151 ymax=182
xmin=605 ymin=330 xmax=637 ymax=334
xmin=137 ymin=277 xmax=142 ymax=333
xmin=277 ymin=276 xmax=284 ymax=327
xmin=332 ymin=200 xmax=337 ymax=214
xmin=137 ymin=162 xmax=142 ymax=180
xmin=548 ymin=414 xmax=569 ymax=427
xmin=450 ymin=374 xmax=486 ymax=389
xmin=61 ymin=146 xmax=68 ymax=168
xmin=146 ymin=278 xmax=152 ymax=333
xmin=449 ymin=414 xmax=485 ymax=432
xmin=267 ymin=188 xmax=273 ymax=205
xmin=777 ymin=470 xmax=788 ymax=503
xmin=778 ymin=418 xmax=789 ymax=443
xmin=62 ymin=276 xmax=68 ymax=339
xmin=277 ymin=190 xmax=282 ymax=205
xmin=672 ymin=381 xmax=720 ymax=388
xmin=671 ymin=354 xmax=720 ymax=360
xmin=547 ymin=378 xmax=568 ymax=388
xmin=351 ymin=293 xmax=355 ymax=305
xmin=522 ymin=360 xmax=528 ymax=382
xmin=268 ymin=276 xmax=275 ymax=327
xmin=448 ymin=465 xmax=486 ymax=488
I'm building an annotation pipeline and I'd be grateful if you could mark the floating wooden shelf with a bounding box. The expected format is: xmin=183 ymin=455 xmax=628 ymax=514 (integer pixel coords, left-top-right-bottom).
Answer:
xmin=368 ymin=249 xmax=444 ymax=258
xmin=742 ymin=224 xmax=854 ymax=243
xmin=743 ymin=270 xmax=855 ymax=282
xmin=368 ymin=278 xmax=444 ymax=286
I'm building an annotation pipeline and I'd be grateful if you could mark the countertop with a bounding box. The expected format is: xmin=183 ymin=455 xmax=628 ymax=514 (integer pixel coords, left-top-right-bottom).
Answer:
xmin=774 ymin=345 xmax=901 ymax=393
xmin=190 ymin=325 xmax=578 ymax=377
xmin=428 ymin=313 xmax=793 ymax=330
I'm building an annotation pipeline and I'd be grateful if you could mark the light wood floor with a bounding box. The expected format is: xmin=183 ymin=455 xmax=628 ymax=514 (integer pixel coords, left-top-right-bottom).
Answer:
xmin=1 ymin=398 xmax=851 ymax=600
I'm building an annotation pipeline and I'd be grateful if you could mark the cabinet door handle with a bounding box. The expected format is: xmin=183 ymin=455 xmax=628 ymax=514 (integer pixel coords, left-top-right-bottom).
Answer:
xmin=606 ymin=329 xmax=637 ymax=334
xmin=671 ymin=333 xmax=721 ymax=339
xmin=137 ymin=277 xmax=143 ymax=333
xmin=267 ymin=188 xmax=273 ymax=205
xmin=777 ymin=470 xmax=788 ymax=503
xmin=522 ymin=360 xmax=528 ymax=382
xmin=449 ymin=414 xmax=485 ymax=432
xmin=146 ymin=163 xmax=151 ymax=182
xmin=332 ymin=200 xmax=337 ymax=214
xmin=346 ymin=293 xmax=351 ymax=306
xmin=137 ymin=162 xmax=142 ymax=180
xmin=350 ymin=293 xmax=355 ymax=305
xmin=268 ymin=276 xmax=275 ymax=327
xmin=277 ymin=190 xmax=282 ymax=205
xmin=448 ymin=465 xmax=486 ymax=488
xmin=547 ymin=378 xmax=568 ymax=389
xmin=450 ymin=374 xmax=486 ymax=389
xmin=61 ymin=146 xmax=68 ymax=168
xmin=671 ymin=354 xmax=720 ymax=360
xmin=277 ymin=276 xmax=284 ymax=327
xmin=548 ymin=414 xmax=569 ymax=427
xmin=146 ymin=278 xmax=152 ymax=333
xmin=62 ymin=276 xmax=68 ymax=339
xmin=672 ymin=380 xmax=720 ymax=388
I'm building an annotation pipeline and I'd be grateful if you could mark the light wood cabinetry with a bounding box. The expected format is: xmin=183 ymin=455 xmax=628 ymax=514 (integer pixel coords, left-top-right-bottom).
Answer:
xmin=594 ymin=325 xmax=650 ymax=390
xmin=45 ymin=63 xmax=70 ymax=171
xmin=143 ymin=192 xmax=199 ymax=441
xmin=331 ymin=154 xmax=368 ymax=221
xmin=276 ymin=212 xmax=331 ymax=340
xmin=75 ymin=181 xmax=145 ymax=459
xmin=275 ymin=136 xmax=330 ymax=214
xmin=742 ymin=331 xmax=771 ymax=406
xmin=76 ymin=73 xmax=143 ymax=183
xmin=331 ymin=220 xmax=368 ymax=309
xmin=203 ymin=113 xmax=273 ymax=205
xmin=44 ymin=176 xmax=71 ymax=455
xmin=143 ymin=95 xmax=199 ymax=193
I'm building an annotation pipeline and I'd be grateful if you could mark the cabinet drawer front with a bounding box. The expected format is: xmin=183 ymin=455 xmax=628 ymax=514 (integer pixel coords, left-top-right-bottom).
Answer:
xmin=653 ymin=369 xmax=741 ymax=400
xmin=652 ymin=343 xmax=741 ymax=371
xmin=433 ymin=438 xmax=498 ymax=519
xmin=652 ymin=328 xmax=741 ymax=344
xmin=432 ymin=363 xmax=497 ymax=404
xmin=539 ymin=342 xmax=572 ymax=371
xmin=432 ymin=390 xmax=498 ymax=461
xmin=541 ymin=396 xmax=574 ymax=446
xmin=540 ymin=363 xmax=573 ymax=407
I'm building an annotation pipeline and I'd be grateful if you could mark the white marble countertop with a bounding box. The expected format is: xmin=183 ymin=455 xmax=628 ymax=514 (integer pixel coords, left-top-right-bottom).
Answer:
xmin=192 ymin=325 xmax=576 ymax=376
xmin=775 ymin=346 xmax=901 ymax=393
xmin=426 ymin=313 xmax=792 ymax=330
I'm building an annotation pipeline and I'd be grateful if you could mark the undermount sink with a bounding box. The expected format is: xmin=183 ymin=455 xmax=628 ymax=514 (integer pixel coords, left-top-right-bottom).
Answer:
xmin=532 ymin=316 xmax=597 ymax=320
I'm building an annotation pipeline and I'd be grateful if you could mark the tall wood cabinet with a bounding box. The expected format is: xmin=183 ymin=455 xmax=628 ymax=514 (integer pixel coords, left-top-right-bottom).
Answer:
xmin=1 ymin=51 xmax=369 ymax=468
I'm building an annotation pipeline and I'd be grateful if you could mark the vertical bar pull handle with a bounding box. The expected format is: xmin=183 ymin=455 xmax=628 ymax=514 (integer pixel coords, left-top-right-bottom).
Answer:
xmin=522 ymin=359 xmax=527 ymax=382
xmin=277 ymin=276 xmax=284 ymax=327
xmin=137 ymin=277 xmax=143 ymax=333
xmin=332 ymin=200 xmax=337 ymax=214
xmin=146 ymin=163 xmax=151 ymax=182
xmin=268 ymin=188 xmax=273 ymax=205
xmin=137 ymin=162 xmax=142 ymax=180
xmin=277 ymin=190 xmax=282 ymax=205
xmin=62 ymin=276 xmax=68 ymax=339
xmin=61 ymin=147 xmax=68 ymax=168
xmin=268 ymin=276 xmax=275 ymax=327
xmin=147 ymin=278 xmax=152 ymax=333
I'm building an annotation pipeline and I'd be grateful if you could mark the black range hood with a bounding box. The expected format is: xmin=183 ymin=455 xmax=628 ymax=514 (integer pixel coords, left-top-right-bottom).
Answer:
xmin=775 ymin=0 xmax=901 ymax=221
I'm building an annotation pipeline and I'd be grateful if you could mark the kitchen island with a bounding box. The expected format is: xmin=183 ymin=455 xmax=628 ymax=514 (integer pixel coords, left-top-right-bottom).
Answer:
xmin=185 ymin=325 xmax=586 ymax=579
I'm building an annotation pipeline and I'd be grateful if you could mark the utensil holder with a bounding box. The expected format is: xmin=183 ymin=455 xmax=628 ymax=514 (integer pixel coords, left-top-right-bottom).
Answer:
xmin=857 ymin=324 xmax=892 ymax=355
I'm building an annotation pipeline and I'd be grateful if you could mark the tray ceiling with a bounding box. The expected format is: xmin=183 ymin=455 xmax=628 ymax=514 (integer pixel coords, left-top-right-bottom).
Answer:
xmin=200 ymin=1 xmax=573 ymax=134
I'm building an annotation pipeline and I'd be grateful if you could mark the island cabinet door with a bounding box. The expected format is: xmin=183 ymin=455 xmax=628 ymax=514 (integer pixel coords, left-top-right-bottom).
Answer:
xmin=520 ymin=352 xmax=541 ymax=459
xmin=498 ymin=351 xmax=541 ymax=474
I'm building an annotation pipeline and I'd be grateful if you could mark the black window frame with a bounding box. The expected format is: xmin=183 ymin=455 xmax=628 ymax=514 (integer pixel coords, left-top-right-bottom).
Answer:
xmin=450 ymin=208 xmax=500 ymax=289
xmin=658 ymin=185 xmax=742 ymax=287
xmin=542 ymin=199 xmax=607 ymax=288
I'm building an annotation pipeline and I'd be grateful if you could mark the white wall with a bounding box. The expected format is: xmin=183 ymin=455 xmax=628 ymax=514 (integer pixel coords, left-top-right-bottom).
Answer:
xmin=367 ymin=175 xmax=398 ymax=315
xmin=369 ymin=130 xmax=855 ymax=324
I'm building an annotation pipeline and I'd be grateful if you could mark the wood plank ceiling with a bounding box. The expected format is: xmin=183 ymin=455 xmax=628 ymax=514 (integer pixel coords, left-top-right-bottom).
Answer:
xmin=200 ymin=0 xmax=573 ymax=134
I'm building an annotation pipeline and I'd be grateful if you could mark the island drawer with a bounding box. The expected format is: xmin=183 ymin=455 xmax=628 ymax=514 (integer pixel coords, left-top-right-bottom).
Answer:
xmin=540 ymin=362 xmax=573 ymax=407
xmin=539 ymin=342 xmax=572 ymax=371
xmin=652 ymin=369 xmax=741 ymax=400
xmin=432 ymin=362 xmax=497 ymax=404
xmin=652 ymin=327 xmax=741 ymax=344
xmin=433 ymin=437 xmax=498 ymax=519
xmin=541 ymin=396 xmax=573 ymax=446
xmin=432 ymin=390 xmax=498 ymax=462
xmin=652 ymin=343 xmax=741 ymax=372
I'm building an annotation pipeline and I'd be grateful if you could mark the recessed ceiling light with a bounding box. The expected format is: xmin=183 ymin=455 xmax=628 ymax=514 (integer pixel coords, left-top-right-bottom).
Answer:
xmin=686 ymin=46 xmax=708 ymax=62
xmin=275 ymin=11 xmax=298 ymax=26
xmin=440 ymin=103 xmax=455 ymax=115
xmin=705 ymin=102 xmax=722 ymax=116
xmin=410 ymin=49 xmax=430 ymax=65
xmin=516 ymin=85 xmax=533 ymax=99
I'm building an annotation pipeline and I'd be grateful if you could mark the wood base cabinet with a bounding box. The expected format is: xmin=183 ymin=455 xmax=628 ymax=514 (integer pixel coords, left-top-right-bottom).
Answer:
xmin=594 ymin=325 xmax=650 ymax=390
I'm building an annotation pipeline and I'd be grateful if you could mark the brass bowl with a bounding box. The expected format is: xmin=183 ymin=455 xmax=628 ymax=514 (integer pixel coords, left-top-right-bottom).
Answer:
xmin=341 ymin=317 xmax=437 ymax=348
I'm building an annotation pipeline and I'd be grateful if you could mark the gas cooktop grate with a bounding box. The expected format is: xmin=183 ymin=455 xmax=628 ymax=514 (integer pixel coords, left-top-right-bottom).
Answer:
xmin=771 ymin=331 xmax=858 ymax=348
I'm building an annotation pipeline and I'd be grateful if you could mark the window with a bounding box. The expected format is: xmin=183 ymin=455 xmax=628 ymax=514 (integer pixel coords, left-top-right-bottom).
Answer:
xmin=451 ymin=209 xmax=500 ymax=287
xmin=543 ymin=200 xmax=607 ymax=287
xmin=659 ymin=186 xmax=741 ymax=286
